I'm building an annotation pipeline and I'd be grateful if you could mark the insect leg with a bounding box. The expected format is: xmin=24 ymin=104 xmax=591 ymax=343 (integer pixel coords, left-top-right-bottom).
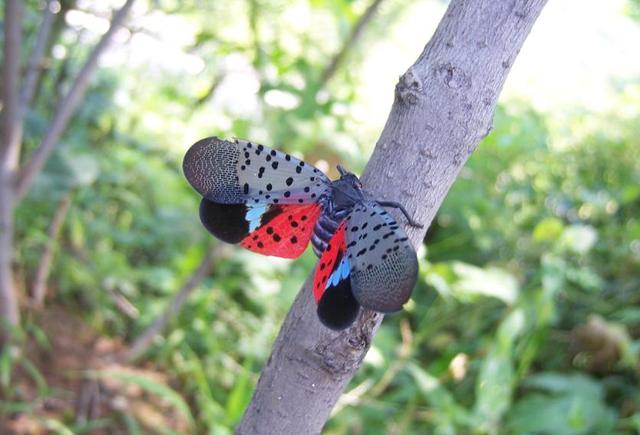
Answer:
xmin=376 ymin=200 xmax=423 ymax=228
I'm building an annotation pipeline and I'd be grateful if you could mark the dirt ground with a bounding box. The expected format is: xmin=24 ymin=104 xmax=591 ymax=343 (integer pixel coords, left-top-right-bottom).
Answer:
xmin=1 ymin=305 xmax=190 ymax=434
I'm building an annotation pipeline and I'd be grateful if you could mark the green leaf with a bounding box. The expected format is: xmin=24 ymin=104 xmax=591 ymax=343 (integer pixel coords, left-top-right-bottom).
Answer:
xmin=224 ymin=359 xmax=254 ymax=425
xmin=0 ymin=347 xmax=13 ymax=390
xmin=42 ymin=418 xmax=75 ymax=435
xmin=474 ymin=309 xmax=524 ymax=429
xmin=0 ymin=401 xmax=35 ymax=414
xmin=507 ymin=373 xmax=616 ymax=434
xmin=72 ymin=418 xmax=112 ymax=434
xmin=533 ymin=217 xmax=565 ymax=242
xmin=20 ymin=358 xmax=48 ymax=396
xmin=474 ymin=347 xmax=514 ymax=428
xmin=407 ymin=362 xmax=474 ymax=431
xmin=120 ymin=410 xmax=142 ymax=435
xmin=64 ymin=152 xmax=100 ymax=187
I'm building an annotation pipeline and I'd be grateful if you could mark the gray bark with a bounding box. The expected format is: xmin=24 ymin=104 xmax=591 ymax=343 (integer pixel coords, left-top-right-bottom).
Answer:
xmin=1 ymin=0 xmax=24 ymax=340
xmin=237 ymin=0 xmax=548 ymax=433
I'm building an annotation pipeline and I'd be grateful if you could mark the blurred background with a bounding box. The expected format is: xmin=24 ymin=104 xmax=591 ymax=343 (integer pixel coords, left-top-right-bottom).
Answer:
xmin=2 ymin=0 xmax=640 ymax=433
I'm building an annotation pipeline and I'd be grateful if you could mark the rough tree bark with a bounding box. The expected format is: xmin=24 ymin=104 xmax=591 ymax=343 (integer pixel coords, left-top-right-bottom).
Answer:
xmin=237 ymin=0 xmax=548 ymax=433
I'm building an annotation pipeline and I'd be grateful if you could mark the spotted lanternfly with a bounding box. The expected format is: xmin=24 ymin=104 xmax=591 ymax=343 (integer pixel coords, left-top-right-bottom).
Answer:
xmin=183 ymin=137 xmax=421 ymax=330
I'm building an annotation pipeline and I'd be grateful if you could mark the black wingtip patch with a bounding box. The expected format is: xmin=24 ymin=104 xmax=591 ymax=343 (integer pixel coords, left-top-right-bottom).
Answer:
xmin=199 ymin=198 xmax=249 ymax=244
xmin=317 ymin=278 xmax=360 ymax=330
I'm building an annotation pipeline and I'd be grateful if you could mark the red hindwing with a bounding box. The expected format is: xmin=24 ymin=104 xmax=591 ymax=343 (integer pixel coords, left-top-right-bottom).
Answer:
xmin=313 ymin=221 xmax=347 ymax=302
xmin=240 ymin=203 xmax=321 ymax=259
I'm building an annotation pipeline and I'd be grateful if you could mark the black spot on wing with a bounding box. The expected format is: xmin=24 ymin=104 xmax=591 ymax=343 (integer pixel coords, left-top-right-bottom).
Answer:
xmin=186 ymin=137 xmax=332 ymax=206
xmin=345 ymin=201 xmax=418 ymax=313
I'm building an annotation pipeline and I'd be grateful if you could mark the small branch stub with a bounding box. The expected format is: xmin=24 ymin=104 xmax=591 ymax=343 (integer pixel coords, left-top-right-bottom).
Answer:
xmin=395 ymin=66 xmax=424 ymax=105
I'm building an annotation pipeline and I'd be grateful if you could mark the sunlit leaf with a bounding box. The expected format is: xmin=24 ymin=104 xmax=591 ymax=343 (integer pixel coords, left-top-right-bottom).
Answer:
xmin=451 ymin=262 xmax=519 ymax=304
xmin=559 ymin=225 xmax=598 ymax=254
xmin=533 ymin=217 xmax=564 ymax=242
xmin=42 ymin=418 xmax=75 ymax=435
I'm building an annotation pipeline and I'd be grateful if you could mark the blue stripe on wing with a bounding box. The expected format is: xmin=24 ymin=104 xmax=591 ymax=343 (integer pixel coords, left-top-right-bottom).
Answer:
xmin=326 ymin=257 xmax=350 ymax=289
xmin=246 ymin=204 xmax=267 ymax=232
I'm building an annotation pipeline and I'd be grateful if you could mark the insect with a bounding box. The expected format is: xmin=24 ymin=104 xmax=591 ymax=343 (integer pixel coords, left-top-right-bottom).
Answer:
xmin=183 ymin=137 xmax=421 ymax=330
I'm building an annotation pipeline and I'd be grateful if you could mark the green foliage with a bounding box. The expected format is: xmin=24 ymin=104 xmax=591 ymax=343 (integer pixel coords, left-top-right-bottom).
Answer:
xmin=507 ymin=372 xmax=617 ymax=434
xmin=8 ymin=0 xmax=640 ymax=433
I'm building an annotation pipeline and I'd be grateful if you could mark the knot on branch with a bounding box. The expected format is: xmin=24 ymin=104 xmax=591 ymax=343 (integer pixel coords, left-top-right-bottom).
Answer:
xmin=436 ymin=63 xmax=471 ymax=90
xmin=314 ymin=312 xmax=379 ymax=375
xmin=395 ymin=67 xmax=423 ymax=105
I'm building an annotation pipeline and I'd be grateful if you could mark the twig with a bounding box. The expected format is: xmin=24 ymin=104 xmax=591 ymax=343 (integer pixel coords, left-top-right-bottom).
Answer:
xmin=75 ymin=378 xmax=101 ymax=424
xmin=31 ymin=192 xmax=72 ymax=308
xmin=15 ymin=0 xmax=137 ymax=201
xmin=248 ymin=0 xmax=263 ymax=68
xmin=193 ymin=71 xmax=225 ymax=109
xmin=120 ymin=245 xmax=226 ymax=363
xmin=20 ymin=0 xmax=57 ymax=111
xmin=317 ymin=0 xmax=386 ymax=90
xmin=106 ymin=287 xmax=140 ymax=319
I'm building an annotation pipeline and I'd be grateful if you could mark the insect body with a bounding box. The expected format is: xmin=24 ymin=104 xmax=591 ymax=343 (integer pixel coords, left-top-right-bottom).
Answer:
xmin=183 ymin=137 xmax=420 ymax=330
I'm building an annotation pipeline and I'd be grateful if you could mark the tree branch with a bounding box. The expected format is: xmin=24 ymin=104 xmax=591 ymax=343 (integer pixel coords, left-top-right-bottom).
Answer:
xmin=1 ymin=0 xmax=23 ymax=170
xmin=318 ymin=0 xmax=386 ymax=90
xmin=31 ymin=192 xmax=72 ymax=308
xmin=20 ymin=0 xmax=57 ymax=112
xmin=119 ymin=245 xmax=227 ymax=363
xmin=15 ymin=0 xmax=137 ymax=201
xmin=237 ymin=0 xmax=548 ymax=432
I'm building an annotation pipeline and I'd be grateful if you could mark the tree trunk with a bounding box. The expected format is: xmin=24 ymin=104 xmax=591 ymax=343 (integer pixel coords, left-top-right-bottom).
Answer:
xmin=0 ymin=0 xmax=24 ymax=343
xmin=237 ymin=0 xmax=548 ymax=433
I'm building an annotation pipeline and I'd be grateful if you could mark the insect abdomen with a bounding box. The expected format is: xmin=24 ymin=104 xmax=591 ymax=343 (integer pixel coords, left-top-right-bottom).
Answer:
xmin=312 ymin=207 xmax=349 ymax=257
